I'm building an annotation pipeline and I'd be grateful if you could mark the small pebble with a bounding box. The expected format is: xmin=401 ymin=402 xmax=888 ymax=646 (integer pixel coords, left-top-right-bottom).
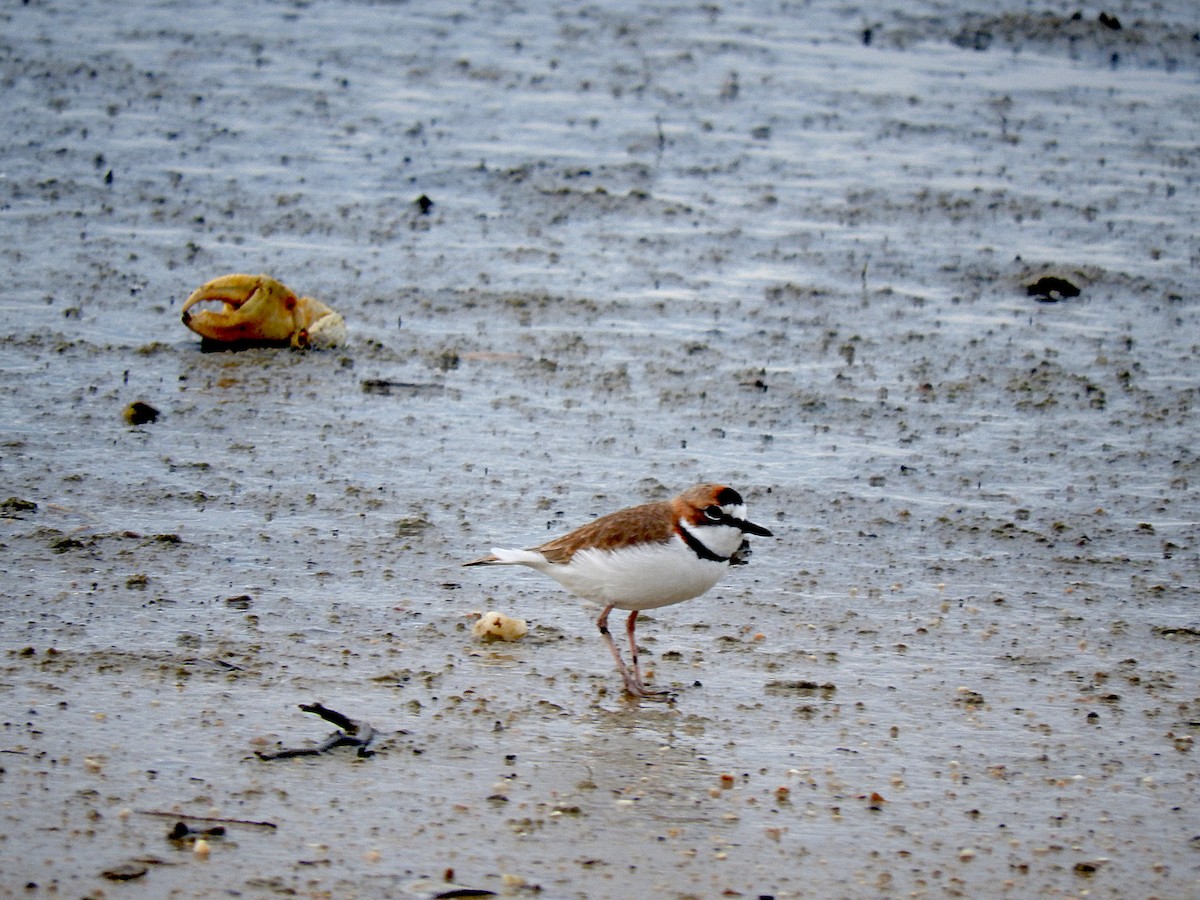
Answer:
xmin=472 ymin=611 xmax=528 ymax=642
xmin=122 ymin=400 xmax=160 ymax=425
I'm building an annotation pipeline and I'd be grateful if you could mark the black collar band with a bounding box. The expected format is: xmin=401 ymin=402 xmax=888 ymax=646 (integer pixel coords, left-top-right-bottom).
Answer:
xmin=680 ymin=526 xmax=730 ymax=563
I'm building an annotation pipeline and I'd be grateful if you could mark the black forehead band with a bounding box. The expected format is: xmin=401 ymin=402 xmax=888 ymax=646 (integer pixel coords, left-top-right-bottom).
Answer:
xmin=715 ymin=487 xmax=743 ymax=507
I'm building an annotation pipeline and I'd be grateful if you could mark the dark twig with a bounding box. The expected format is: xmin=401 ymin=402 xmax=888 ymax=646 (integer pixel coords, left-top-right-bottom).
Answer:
xmin=300 ymin=701 xmax=358 ymax=732
xmin=256 ymin=702 xmax=376 ymax=760
xmin=136 ymin=810 xmax=277 ymax=829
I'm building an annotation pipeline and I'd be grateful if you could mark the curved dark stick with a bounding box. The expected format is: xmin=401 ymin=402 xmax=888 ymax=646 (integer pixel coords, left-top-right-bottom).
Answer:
xmin=256 ymin=703 xmax=376 ymax=760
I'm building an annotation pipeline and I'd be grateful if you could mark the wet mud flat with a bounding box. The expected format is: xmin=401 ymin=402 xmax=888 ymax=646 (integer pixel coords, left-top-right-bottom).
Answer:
xmin=1 ymin=1 xmax=1198 ymax=897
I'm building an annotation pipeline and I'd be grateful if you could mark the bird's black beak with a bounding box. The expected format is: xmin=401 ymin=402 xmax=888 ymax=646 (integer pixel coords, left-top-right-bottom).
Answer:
xmin=732 ymin=517 xmax=772 ymax=537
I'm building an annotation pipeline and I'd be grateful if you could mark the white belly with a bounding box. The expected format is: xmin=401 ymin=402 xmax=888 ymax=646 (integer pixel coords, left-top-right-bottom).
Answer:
xmin=540 ymin=539 xmax=729 ymax=610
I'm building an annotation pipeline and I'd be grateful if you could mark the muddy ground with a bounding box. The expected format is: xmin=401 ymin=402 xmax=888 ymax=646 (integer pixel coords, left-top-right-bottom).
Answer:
xmin=1 ymin=1 xmax=1197 ymax=897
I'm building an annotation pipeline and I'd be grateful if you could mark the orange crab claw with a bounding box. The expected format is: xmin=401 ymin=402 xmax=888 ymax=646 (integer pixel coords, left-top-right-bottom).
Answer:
xmin=180 ymin=273 xmax=346 ymax=349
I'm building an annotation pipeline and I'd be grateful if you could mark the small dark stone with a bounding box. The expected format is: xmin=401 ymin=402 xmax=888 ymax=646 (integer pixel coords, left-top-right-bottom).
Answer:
xmin=1098 ymin=12 xmax=1121 ymax=30
xmin=416 ymin=193 xmax=434 ymax=214
xmin=1026 ymin=276 xmax=1081 ymax=302
xmin=50 ymin=536 xmax=87 ymax=553
xmin=1 ymin=497 xmax=38 ymax=515
xmin=123 ymin=400 xmax=159 ymax=425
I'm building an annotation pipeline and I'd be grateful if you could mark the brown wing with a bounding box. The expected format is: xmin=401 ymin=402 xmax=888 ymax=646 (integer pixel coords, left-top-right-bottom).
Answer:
xmin=532 ymin=498 xmax=676 ymax=564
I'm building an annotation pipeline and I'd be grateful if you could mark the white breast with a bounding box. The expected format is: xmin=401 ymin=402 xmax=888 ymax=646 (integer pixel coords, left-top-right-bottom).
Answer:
xmin=540 ymin=537 xmax=729 ymax=610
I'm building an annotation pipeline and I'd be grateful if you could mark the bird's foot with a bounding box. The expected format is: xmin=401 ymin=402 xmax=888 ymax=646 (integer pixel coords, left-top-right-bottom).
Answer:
xmin=622 ymin=674 xmax=675 ymax=702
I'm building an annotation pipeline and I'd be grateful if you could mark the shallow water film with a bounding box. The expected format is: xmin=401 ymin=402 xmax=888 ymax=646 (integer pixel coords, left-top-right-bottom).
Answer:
xmin=1 ymin=0 xmax=1198 ymax=897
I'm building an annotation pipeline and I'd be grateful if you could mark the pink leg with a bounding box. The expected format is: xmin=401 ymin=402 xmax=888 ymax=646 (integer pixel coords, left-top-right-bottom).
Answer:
xmin=596 ymin=605 xmax=671 ymax=699
xmin=625 ymin=610 xmax=645 ymax=684
xmin=626 ymin=610 xmax=671 ymax=697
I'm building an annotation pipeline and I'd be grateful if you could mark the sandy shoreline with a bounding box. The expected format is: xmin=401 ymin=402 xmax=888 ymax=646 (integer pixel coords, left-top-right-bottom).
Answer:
xmin=2 ymin=1 xmax=1197 ymax=897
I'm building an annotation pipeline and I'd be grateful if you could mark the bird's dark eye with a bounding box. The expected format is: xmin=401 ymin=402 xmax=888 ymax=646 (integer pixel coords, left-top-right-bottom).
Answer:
xmin=704 ymin=506 xmax=724 ymax=521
